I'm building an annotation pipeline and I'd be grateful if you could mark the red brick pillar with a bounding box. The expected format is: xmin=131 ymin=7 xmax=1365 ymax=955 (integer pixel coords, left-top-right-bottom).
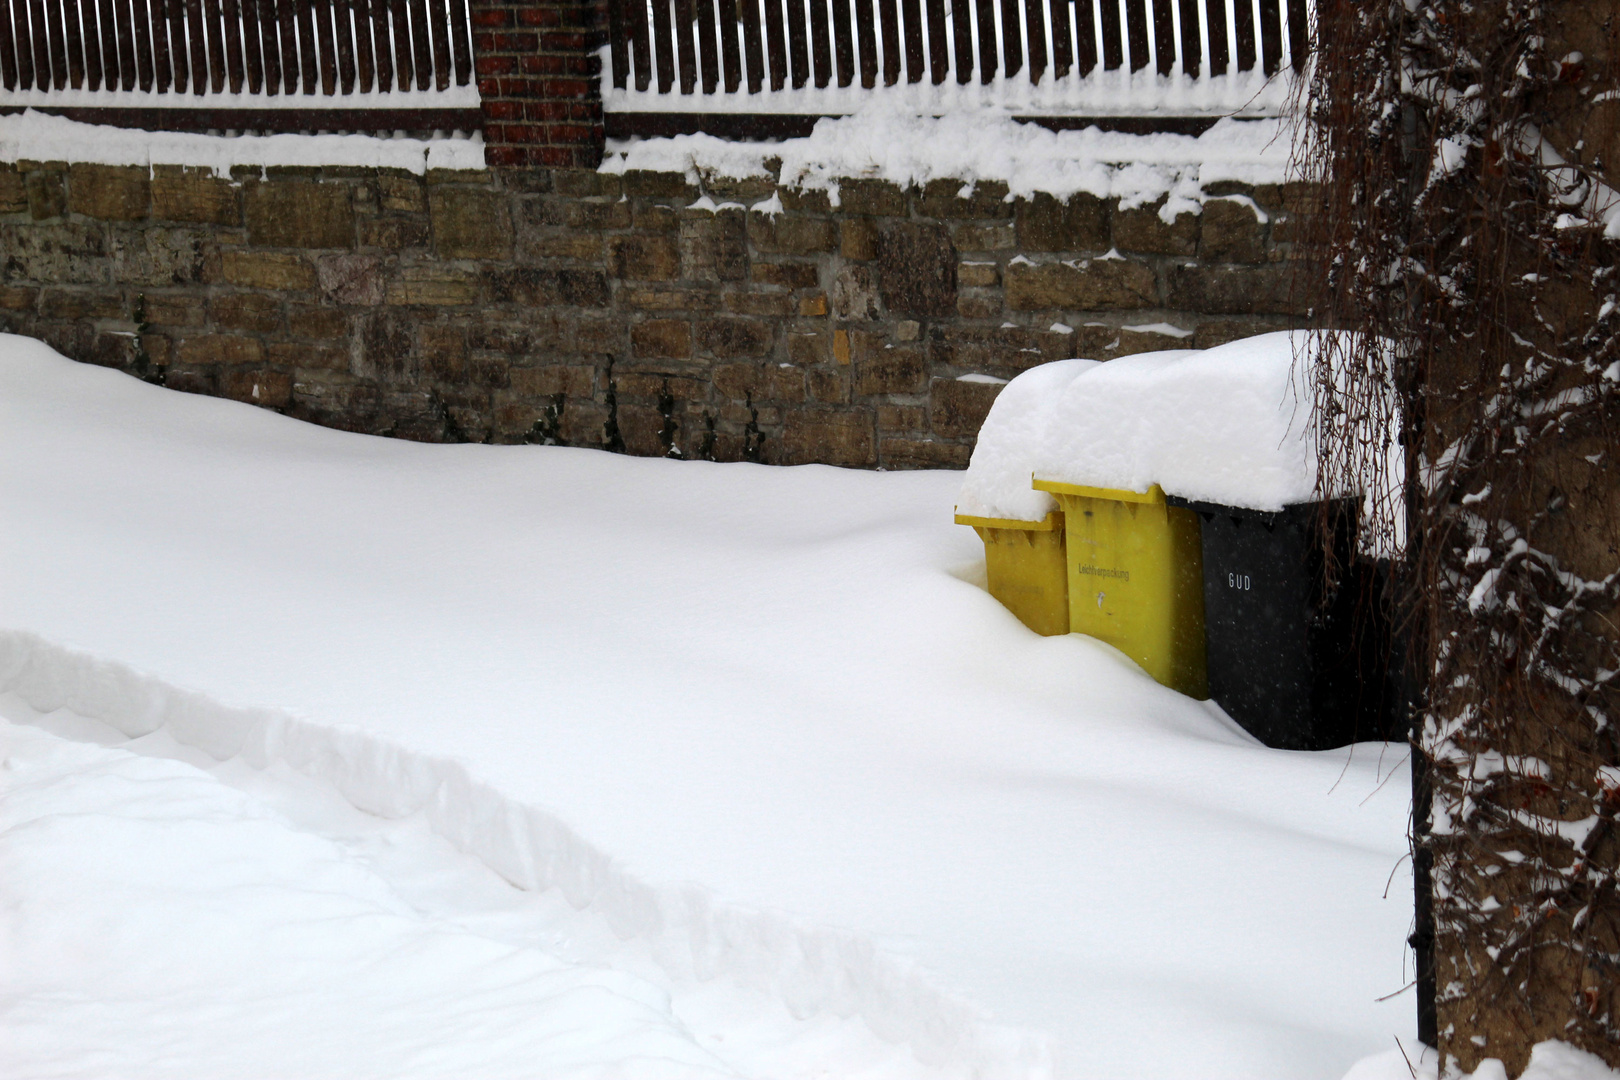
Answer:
xmin=471 ymin=0 xmax=605 ymax=168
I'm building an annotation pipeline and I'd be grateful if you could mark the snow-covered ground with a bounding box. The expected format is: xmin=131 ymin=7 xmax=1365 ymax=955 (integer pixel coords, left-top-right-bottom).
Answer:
xmin=1 ymin=335 xmax=1421 ymax=1078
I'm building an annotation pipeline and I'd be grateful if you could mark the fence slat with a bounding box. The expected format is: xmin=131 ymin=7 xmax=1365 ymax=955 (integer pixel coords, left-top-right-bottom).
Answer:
xmin=223 ymin=0 xmax=245 ymax=91
xmin=606 ymin=0 xmax=626 ymax=86
xmin=292 ymin=0 xmax=315 ymax=90
xmin=851 ymin=0 xmax=872 ymax=86
xmin=95 ymin=0 xmax=118 ymax=87
xmin=1122 ymin=0 xmax=1145 ymax=70
xmin=333 ymin=0 xmax=355 ymax=92
xmin=971 ymin=0 xmax=991 ymax=82
xmin=997 ymin=0 xmax=1018 ymax=78
xmin=115 ymin=0 xmax=139 ymax=87
xmin=1232 ymin=0 xmax=1253 ymax=71
xmin=875 ymin=0 xmax=894 ymax=84
xmin=314 ymin=0 xmax=339 ymax=95
xmin=762 ymin=0 xmax=785 ymax=89
xmin=63 ymin=0 xmax=85 ymax=86
xmin=267 ymin=0 xmax=290 ymax=92
xmin=626 ymin=0 xmax=647 ymax=89
xmin=948 ymin=0 xmax=967 ymax=82
xmin=1149 ymin=0 xmax=1170 ymax=73
xmin=425 ymin=0 xmax=447 ymax=89
xmin=924 ymin=0 xmax=943 ymax=82
xmin=241 ymin=0 xmax=264 ymax=90
xmin=1096 ymin=0 xmax=1117 ymax=68
xmin=739 ymin=0 xmax=763 ymax=91
xmin=1048 ymin=0 xmax=1070 ymax=78
xmin=448 ymin=0 xmax=469 ymax=83
xmin=1023 ymin=0 xmax=1044 ymax=81
xmin=715 ymin=0 xmax=738 ymax=90
xmin=20 ymin=0 xmax=40 ymax=88
xmin=829 ymin=0 xmax=850 ymax=85
xmin=132 ymin=0 xmax=154 ymax=88
xmin=151 ymin=0 xmax=175 ymax=89
xmin=348 ymin=0 xmax=370 ymax=89
xmin=898 ymin=0 xmax=918 ymax=82
xmin=1285 ymin=0 xmax=1303 ymax=70
xmin=673 ymin=0 xmax=696 ymax=93
xmin=405 ymin=0 xmax=429 ymax=88
xmin=202 ymin=0 xmax=226 ymax=90
xmin=651 ymin=0 xmax=675 ymax=92
xmin=1175 ymin=0 xmax=1196 ymax=74
xmin=1075 ymin=0 xmax=1095 ymax=73
xmin=1257 ymin=0 xmax=1278 ymax=74
xmin=808 ymin=0 xmax=829 ymax=86
xmin=2 ymin=0 xmax=21 ymax=90
xmin=1202 ymin=0 xmax=1224 ymax=73
xmin=169 ymin=0 xmax=190 ymax=90
xmin=695 ymin=0 xmax=718 ymax=91
xmin=367 ymin=0 xmax=389 ymax=89
xmin=43 ymin=0 xmax=66 ymax=88
xmin=76 ymin=0 xmax=101 ymax=88
xmin=279 ymin=0 xmax=300 ymax=90
xmin=785 ymin=0 xmax=807 ymax=87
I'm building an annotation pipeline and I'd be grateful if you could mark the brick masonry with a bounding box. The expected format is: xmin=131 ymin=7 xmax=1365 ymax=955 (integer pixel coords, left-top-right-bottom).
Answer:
xmin=0 ymin=160 xmax=1316 ymax=468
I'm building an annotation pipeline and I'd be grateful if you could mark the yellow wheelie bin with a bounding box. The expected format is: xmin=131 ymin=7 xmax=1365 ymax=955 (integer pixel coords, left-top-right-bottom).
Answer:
xmin=954 ymin=510 xmax=1071 ymax=636
xmin=1031 ymin=480 xmax=1208 ymax=698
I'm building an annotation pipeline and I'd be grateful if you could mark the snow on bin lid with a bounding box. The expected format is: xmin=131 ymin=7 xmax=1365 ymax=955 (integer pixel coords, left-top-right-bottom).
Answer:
xmin=958 ymin=331 xmax=1341 ymax=521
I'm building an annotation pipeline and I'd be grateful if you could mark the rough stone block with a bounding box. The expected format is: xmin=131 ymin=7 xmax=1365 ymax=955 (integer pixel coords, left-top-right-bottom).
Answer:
xmin=358 ymin=313 xmax=417 ymax=378
xmin=697 ymin=317 xmax=773 ymax=358
xmin=840 ymin=218 xmax=879 ymax=261
xmin=213 ymin=292 xmax=282 ymax=333
xmin=681 ymin=212 xmax=749 ymax=282
xmin=1165 ymin=263 xmax=1303 ymax=315
xmin=377 ymin=174 xmax=426 ymax=212
xmin=1004 ymin=257 xmax=1157 ymax=310
xmin=177 ymin=333 xmax=265 ymax=366
xmin=918 ymin=178 xmax=1012 ymax=219
xmin=777 ymin=186 xmax=830 ymax=212
xmin=753 ymin=262 xmax=820 ymax=288
xmin=0 ymin=285 xmax=36 ymax=310
xmin=68 ymin=164 xmax=151 ymax=220
xmin=622 ymin=170 xmax=698 ymax=200
xmin=314 ymin=253 xmax=386 ymax=305
xmin=725 ymin=292 xmax=795 ymax=316
xmin=470 ymin=320 xmax=567 ymax=356
xmin=787 ymin=331 xmax=829 ymax=365
xmin=0 ymin=166 xmax=25 ymax=214
xmin=221 ymin=251 xmax=315 ymax=291
xmin=1192 ymin=317 xmax=1291 ymax=349
xmin=956 ymin=295 xmax=1002 ymax=319
xmin=40 ymin=289 xmax=124 ymax=320
xmin=880 ymin=437 xmax=972 ymax=469
xmin=632 ymin=319 xmax=692 ymax=358
xmin=877 ymin=404 xmax=926 ymax=431
xmin=288 ymin=305 xmax=349 ymax=340
xmin=359 ymin=217 xmax=432 ymax=249
xmin=636 ymin=203 xmax=680 ymax=233
xmin=420 ymin=325 xmax=469 ymax=381
xmin=430 ymin=188 xmax=513 ymax=260
xmin=748 ymin=213 xmax=838 ymax=256
xmin=144 ymin=295 xmax=206 ymax=326
xmin=152 ymin=170 xmax=240 ymax=225
xmin=714 ymin=363 xmax=805 ymax=402
xmin=26 ymin=170 xmax=66 ymax=220
xmin=244 ymin=181 xmax=355 ymax=248
xmin=958 ymin=261 xmax=999 ymax=287
xmin=519 ymin=231 xmax=603 ymax=260
xmin=837 ymin=179 xmax=907 ymax=216
xmin=487 ymin=267 xmax=609 ymax=308
xmin=3 ymin=222 xmax=107 ymax=282
xmin=782 ymin=407 xmax=876 ymax=466
xmin=1112 ymin=199 xmax=1199 ymax=256
xmin=624 ymin=287 xmax=720 ymax=311
xmin=385 ymin=268 xmax=482 ymax=306
xmin=807 ymin=366 xmax=849 ymax=403
xmin=951 ymin=223 xmax=1016 ymax=251
xmin=929 ymin=376 xmax=1003 ymax=439
xmin=855 ymin=346 xmax=927 ymax=396
xmin=269 ymin=342 xmax=349 ymax=370
xmin=1113 ymin=326 xmax=1195 ymax=356
xmin=1199 ymin=197 xmax=1267 ymax=263
xmin=1017 ymin=192 xmax=1109 ymax=252
xmin=552 ymin=170 xmax=617 ymax=198
xmin=509 ymin=364 xmax=595 ymax=398
xmin=830 ymin=264 xmax=881 ymax=320
xmin=798 ymin=294 xmax=827 ymax=316
xmin=221 ymin=368 xmax=293 ymax=408
xmin=109 ymin=228 xmax=206 ymax=286
xmin=876 ymin=222 xmax=956 ymax=317
xmin=609 ymin=235 xmax=681 ymax=281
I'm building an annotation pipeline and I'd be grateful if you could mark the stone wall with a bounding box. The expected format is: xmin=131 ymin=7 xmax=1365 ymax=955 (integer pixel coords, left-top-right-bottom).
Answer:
xmin=0 ymin=158 xmax=1313 ymax=467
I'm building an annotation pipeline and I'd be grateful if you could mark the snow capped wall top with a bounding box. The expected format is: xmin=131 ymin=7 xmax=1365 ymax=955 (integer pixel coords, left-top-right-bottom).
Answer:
xmin=602 ymin=109 xmax=1299 ymax=218
xmin=958 ymin=331 xmax=1363 ymax=519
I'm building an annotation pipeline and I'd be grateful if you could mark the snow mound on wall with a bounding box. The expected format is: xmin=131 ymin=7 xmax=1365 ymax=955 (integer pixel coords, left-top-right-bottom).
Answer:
xmin=0 ymin=109 xmax=486 ymax=174
xmin=0 ymin=629 xmax=1050 ymax=1078
xmin=959 ymin=331 xmax=1323 ymax=518
xmin=602 ymin=109 xmax=1296 ymax=217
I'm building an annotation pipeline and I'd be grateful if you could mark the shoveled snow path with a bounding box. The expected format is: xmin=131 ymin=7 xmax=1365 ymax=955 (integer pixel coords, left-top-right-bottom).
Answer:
xmin=0 ymin=337 xmax=1417 ymax=1078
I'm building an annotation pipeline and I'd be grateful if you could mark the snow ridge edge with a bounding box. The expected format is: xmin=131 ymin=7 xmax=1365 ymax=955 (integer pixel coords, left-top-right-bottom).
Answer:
xmin=0 ymin=629 xmax=1053 ymax=1079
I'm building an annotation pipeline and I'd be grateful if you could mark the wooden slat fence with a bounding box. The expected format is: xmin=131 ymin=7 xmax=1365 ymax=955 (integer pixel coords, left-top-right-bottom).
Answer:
xmin=607 ymin=0 xmax=1309 ymax=96
xmin=0 ymin=0 xmax=474 ymax=102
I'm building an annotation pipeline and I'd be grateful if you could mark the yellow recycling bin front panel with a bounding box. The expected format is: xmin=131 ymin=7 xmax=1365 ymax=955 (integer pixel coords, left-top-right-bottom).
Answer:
xmin=1033 ymin=481 xmax=1208 ymax=698
xmin=954 ymin=510 xmax=1070 ymax=637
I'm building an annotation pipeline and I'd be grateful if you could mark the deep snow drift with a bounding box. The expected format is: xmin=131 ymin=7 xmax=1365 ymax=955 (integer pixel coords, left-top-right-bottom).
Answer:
xmin=1 ymin=335 xmax=1418 ymax=1078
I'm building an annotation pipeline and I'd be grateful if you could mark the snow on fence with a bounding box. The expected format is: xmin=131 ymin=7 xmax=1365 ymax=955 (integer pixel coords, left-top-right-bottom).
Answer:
xmin=604 ymin=0 xmax=1309 ymax=130
xmin=0 ymin=0 xmax=481 ymax=132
